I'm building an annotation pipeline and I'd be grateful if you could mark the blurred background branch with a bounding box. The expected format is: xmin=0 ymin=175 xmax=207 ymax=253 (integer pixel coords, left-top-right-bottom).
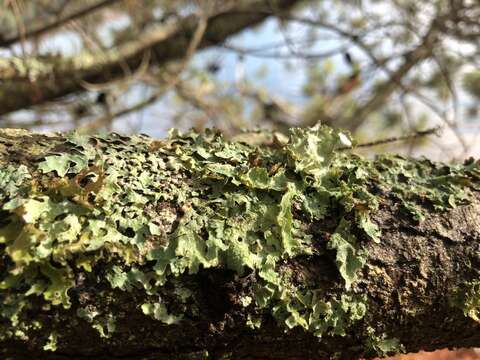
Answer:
xmin=0 ymin=0 xmax=479 ymax=160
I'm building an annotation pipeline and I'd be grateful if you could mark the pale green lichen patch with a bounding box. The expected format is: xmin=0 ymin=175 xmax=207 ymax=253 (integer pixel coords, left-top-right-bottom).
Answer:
xmin=0 ymin=164 xmax=31 ymax=200
xmin=327 ymin=218 xmax=367 ymax=290
xmin=450 ymin=280 xmax=480 ymax=322
xmin=141 ymin=302 xmax=182 ymax=325
xmin=0 ymin=125 xmax=478 ymax=355
xmin=43 ymin=332 xmax=59 ymax=351
xmin=365 ymin=327 xmax=405 ymax=357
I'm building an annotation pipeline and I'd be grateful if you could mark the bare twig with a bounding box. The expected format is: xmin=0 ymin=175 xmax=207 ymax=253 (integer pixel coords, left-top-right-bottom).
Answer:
xmin=220 ymin=43 xmax=347 ymax=59
xmin=339 ymin=126 xmax=443 ymax=150
xmin=0 ymin=0 xmax=121 ymax=48
xmin=346 ymin=19 xmax=440 ymax=132
xmin=6 ymin=0 xmax=28 ymax=55
xmin=80 ymin=1 xmax=211 ymax=131
xmin=79 ymin=91 xmax=163 ymax=131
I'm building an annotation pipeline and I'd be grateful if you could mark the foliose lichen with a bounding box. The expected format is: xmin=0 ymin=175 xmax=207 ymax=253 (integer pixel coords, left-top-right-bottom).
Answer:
xmin=450 ymin=280 xmax=480 ymax=323
xmin=0 ymin=125 xmax=478 ymax=354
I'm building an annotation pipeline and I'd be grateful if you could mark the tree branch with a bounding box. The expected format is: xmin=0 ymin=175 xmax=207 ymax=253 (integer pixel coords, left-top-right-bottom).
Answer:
xmin=0 ymin=128 xmax=479 ymax=359
xmin=0 ymin=0 xmax=301 ymax=117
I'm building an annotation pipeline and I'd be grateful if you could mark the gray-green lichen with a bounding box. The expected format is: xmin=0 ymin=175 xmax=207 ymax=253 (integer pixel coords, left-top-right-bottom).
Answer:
xmin=450 ymin=280 xmax=480 ymax=323
xmin=0 ymin=125 xmax=478 ymax=354
xmin=365 ymin=326 xmax=405 ymax=357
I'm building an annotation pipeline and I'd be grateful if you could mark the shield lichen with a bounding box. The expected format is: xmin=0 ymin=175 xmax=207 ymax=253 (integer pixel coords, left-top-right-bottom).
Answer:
xmin=365 ymin=326 xmax=405 ymax=357
xmin=450 ymin=280 xmax=480 ymax=322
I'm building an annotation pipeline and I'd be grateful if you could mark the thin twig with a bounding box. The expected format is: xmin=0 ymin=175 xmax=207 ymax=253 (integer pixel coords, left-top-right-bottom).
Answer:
xmin=7 ymin=0 xmax=27 ymax=55
xmin=339 ymin=126 xmax=443 ymax=150
xmin=79 ymin=91 xmax=163 ymax=131
xmin=0 ymin=0 xmax=121 ymax=48
xmin=79 ymin=2 xmax=211 ymax=131
xmin=220 ymin=43 xmax=347 ymax=59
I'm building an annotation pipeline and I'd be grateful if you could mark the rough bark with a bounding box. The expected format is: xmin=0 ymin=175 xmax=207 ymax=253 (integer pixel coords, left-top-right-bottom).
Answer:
xmin=0 ymin=0 xmax=300 ymax=117
xmin=0 ymin=127 xmax=479 ymax=360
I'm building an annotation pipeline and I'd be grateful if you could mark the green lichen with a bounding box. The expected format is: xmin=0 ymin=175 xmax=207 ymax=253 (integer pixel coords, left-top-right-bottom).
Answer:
xmin=141 ymin=302 xmax=182 ymax=325
xmin=0 ymin=125 xmax=478 ymax=355
xmin=328 ymin=218 xmax=367 ymax=290
xmin=0 ymin=164 xmax=31 ymax=199
xmin=365 ymin=327 xmax=405 ymax=357
xmin=450 ymin=280 xmax=480 ymax=322
xmin=43 ymin=332 xmax=58 ymax=351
